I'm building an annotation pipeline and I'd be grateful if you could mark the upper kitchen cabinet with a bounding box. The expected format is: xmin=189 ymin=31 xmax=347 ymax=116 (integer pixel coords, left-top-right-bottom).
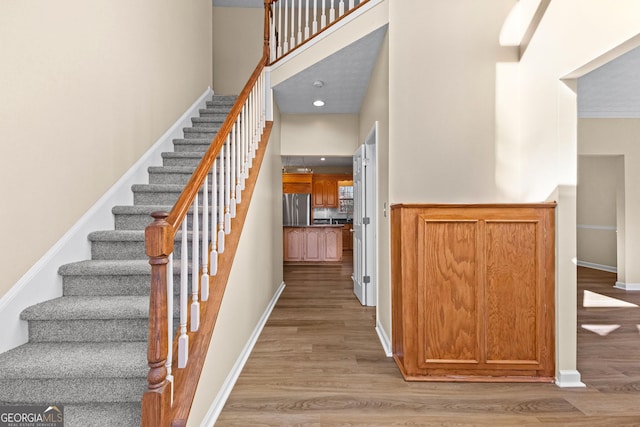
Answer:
xmin=312 ymin=174 xmax=338 ymax=208
xmin=283 ymin=173 xmax=312 ymax=194
xmin=312 ymin=174 xmax=352 ymax=208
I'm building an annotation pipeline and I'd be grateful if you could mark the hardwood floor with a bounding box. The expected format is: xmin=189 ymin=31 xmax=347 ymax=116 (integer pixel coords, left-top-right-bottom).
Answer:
xmin=216 ymin=261 xmax=640 ymax=426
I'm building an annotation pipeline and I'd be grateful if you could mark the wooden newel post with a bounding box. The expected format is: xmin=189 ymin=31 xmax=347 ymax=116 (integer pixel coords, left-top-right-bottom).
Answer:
xmin=264 ymin=0 xmax=273 ymax=58
xmin=141 ymin=212 xmax=174 ymax=427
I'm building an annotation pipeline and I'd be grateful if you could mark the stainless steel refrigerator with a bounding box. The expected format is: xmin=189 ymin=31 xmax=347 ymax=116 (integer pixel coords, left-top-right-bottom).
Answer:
xmin=282 ymin=193 xmax=311 ymax=226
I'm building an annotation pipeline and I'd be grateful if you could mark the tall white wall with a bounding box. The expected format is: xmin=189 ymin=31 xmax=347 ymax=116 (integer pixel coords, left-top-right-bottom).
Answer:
xmin=212 ymin=6 xmax=264 ymax=95
xmin=359 ymin=32 xmax=391 ymax=351
xmin=515 ymin=1 xmax=640 ymax=383
xmin=0 ymin=0 xmax=213 ymax=297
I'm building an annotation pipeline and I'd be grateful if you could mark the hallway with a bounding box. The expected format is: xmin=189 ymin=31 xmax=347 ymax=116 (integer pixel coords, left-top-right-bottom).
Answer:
xmin=216 ymin=260 xmax=640 ymax=426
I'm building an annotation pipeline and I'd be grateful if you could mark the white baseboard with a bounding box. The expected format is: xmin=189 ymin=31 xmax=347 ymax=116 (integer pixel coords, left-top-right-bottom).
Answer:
xmin=0 ymin=88 xmax=213 ymax=354
xmin=200 ymin=281 xmax=286 ymax=427
xmin=556 ymin=369 xmax=586 ymax=388
xmin=576 ymin=260 xmax=617 ymax=273
xmin=614 ymin=281 xmax=640 ymax=291
xmin=376 ymin=320 xmax=392 ymax=357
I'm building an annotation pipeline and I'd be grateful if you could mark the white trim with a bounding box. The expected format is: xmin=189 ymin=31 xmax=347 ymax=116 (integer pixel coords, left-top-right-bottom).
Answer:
xmin=614 ymin=281 xmax=640 ymax=291
xmin=556 ymin=370 xmax=586 ymax=388
xmin=576 ymin=260 xmax=617 ymax=273
xmin=0 ymin=88 xmax=213 ymax=353
xmin=576 ymin=224 xmax=616 ymax=231
xmin=200 ymin=281 xmax=286 ymax=427
xmin=375 ymin=320 xmax=392 ymax=357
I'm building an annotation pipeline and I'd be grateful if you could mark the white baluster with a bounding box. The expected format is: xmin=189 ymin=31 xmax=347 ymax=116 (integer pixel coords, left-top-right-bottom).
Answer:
xmin=201 ymin=175 xmax=209 ymax=301
xmin=339 ymin=0 xmax=344 ymax=17
xmin=349 ymin=0 xmax=354 ymax=9
xmin=217 ymin=151 xmax=225 ymax=254
xmin=304 ymin=0 xmax=310 ymax=39
xmin=178 ymin=220 xmax=189 ymax=368
xmin=297 ymin=0 xmax=303 ymax=44
xmin=190 ymin=194 xmax=200 ymax=332
xmin=224 ymin=135 xmax=231 ymax=235
xmin=321 ymin=0 xmax=326 ymax=28
xmin=210 ymin=158 xmax=218 ymax=275
xmin=283 ymin=0 xmax=289 ymax=53
xmin=230 ymin=124 xmax=237 ymax=217
xmin=290 ymin=0 xmax=296 ymax=49
xmin=312 ymin=0 xmax=318 ymax=34
xmin=330 ymin=0 xmax=335 ymax=22
xmin=277 ymin=0 xmax=283 ymax=58
xmin=235 ymin=117 xmax=242 ymax=205
xmin=166 ymin=253 xmax=174 ymax=402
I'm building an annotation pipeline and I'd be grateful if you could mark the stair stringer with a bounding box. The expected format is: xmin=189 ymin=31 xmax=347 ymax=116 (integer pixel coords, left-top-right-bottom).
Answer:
xmin=0 ymin=88 xmax=213 ymax=353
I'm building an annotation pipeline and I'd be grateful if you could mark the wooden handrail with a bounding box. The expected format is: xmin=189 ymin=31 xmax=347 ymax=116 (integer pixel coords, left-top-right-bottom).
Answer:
xmin=141 ymin=2 xmax=274 ymax=426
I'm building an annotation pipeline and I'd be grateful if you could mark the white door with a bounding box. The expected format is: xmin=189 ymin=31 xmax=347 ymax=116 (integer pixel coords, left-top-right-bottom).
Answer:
xmin=352 ymin=145 xmax=366 ymax=305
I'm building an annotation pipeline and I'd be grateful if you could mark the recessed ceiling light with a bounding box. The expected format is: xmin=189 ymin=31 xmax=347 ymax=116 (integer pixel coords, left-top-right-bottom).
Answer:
xmin=320 ymin=157 xmax=326 ymax=161
xmin=313 ymin=80 xmax=324 ymax=88
xmin=313 ymin=100 xmax=325 ymax=107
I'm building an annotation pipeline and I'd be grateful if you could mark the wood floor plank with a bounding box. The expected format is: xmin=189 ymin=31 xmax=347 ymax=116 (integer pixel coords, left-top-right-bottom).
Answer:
xmin=216 ymin=262 xmax=640 ymax=425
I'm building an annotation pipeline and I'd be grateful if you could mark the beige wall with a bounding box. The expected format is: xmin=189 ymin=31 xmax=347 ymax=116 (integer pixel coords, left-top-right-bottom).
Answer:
xmin=188 ymin=105 xmax=283 ymax=426
xmin=579 ymin=119 xmax=640 ymax=285
xmin=359 ymin=32 xmax=390 ymax=345
xmin=281 ymin=114 xmax=360 ymax=156
xmin=388 ymin=0 xmax=517 ymax=204
xmin=577 ymin=155 xmax=619 ymax=269
xmin=212 ymin=6 xmax=264 ymax=95
xmin=514 ymin=1 xmax=640 ymax=380
xmin=0 ymin=0 xmax=212 ymax=297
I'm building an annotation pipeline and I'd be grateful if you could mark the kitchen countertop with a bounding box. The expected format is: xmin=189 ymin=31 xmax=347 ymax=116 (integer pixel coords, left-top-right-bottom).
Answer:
xmin=283 ymin=224 xmax=345 ymax=228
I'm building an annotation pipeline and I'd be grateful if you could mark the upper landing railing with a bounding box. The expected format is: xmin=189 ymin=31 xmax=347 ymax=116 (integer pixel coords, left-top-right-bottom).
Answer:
xmin=268 ymin=0 xmax=370 ymax=63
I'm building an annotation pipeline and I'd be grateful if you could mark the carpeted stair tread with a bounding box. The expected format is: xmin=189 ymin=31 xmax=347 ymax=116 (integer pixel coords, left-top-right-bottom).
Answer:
xmin=59 ymin=259 xmax=151 ymax=276
xmin=0 ymin=341 xmax=147 ymax=379
xmin=21 ymin=296 xmax=150 ymax=321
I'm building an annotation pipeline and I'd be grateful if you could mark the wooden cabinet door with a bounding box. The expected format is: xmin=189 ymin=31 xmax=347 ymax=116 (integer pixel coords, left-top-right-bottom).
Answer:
xmin=304 ymin=228 xmax=325 ymax=261
xmin=283 ymin=228 xmax=304 ymax=261
xmin=324 ymin=228 xmax=342 ymax=261
xmin=342 ymin=224 xmax=353 ymax=250
xmin=312 ymin=179 xmax=326 ymax=207
xmin=324 ymin=179 xmax=338 ymax=207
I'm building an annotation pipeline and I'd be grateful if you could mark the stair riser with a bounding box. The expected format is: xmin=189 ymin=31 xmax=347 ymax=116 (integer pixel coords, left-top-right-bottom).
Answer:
xmin=162 ymin=156 xmax=202 ymax=167
xmin=183 ymin=129 xmax=218 ymax=139
xmin=173 ymin=141 xmax=210 ymax=153
xmin=115 ymin=211 xmax=214 ymax=231
xmin=197 ymin=111 xmax=229 ymax=119
xmin=132 ymin=187 xmax=206 ymax=205
xmin=148 ymin=170 xmax=217 ymax=185
xmin=63 ymin=274 xmax=187 ymax=297
xmin=191 ymin=118 xmax=225 ymax=128
xmin=0 ymin=378 xmax=146 ymax=404
xmin=29 ymin=319 xmax=149 ymax=343
xmin=65 ymin=403 xmax=141 ymax=427
xmin=91 ymin=239 xmax=193 ymax=260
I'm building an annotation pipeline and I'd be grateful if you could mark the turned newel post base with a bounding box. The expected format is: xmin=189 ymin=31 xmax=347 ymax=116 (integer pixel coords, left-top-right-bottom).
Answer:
xmin=142 ymin=211 xmax=173 ymax=427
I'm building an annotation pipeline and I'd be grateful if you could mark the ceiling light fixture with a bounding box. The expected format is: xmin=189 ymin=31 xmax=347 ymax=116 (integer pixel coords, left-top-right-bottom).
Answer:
xmin=320 ymin=157 xmax=326 ymax=161
xmin=313 ymin=80 xmax=324 ymax=88
xmin=313 ymin=100 xmax=325 ymax=107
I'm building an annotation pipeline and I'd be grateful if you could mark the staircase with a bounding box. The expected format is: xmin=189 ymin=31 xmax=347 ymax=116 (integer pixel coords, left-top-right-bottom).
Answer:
xmin=0 ymin=95 xmax=237 ymax=427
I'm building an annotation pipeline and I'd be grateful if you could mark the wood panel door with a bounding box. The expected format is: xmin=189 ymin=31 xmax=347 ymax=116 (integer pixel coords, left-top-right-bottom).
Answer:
xmin=304 ymin=228 xmax=325 ymax=261
xmin=324 ymin=228 xmax=342 ymax=261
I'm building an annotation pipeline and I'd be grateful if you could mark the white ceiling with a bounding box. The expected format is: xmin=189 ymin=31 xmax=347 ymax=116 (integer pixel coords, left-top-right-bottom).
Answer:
xmin=212 ymin=0 xmax=263 ymax=7
xmin=282 ymin=155 xmax=352 ymax=168
xmin=578 ymin=46 xmax=640 ymax=118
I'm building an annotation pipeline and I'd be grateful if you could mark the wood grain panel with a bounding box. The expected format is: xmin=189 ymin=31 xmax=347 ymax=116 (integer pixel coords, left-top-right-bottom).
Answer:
xmin=485 ymin=221 xmax=539 ymax=365
xmin=418 ymin=219 xmax=480 ymax=366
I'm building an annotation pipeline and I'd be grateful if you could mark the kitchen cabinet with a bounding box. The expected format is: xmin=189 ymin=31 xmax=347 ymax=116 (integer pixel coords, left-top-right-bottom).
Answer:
xmin=391 ymin=203 xmax=556 ymax=382
xmin=283 ymin=173 xmax=312 ymax=194
xmin=312 ymin=175 xmax=338 ymax=208
xmin=283 ymin=226 xmax=343 ymax=262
